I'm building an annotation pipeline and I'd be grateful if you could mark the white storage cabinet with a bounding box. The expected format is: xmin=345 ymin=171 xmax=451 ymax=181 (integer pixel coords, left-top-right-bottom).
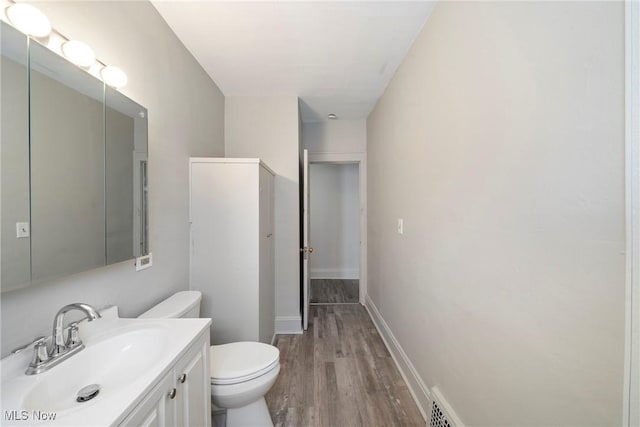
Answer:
xmin=189 ymin=158 xmax=275 ymax=345
xmin=119 ymin=331 xmax=211 ymax=427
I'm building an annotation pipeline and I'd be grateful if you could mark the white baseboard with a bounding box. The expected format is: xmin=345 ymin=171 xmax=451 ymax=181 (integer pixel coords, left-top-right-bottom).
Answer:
xmin=364 ymin=295 xmax=431 ymax=421
xmin=275 ymin=315 xmax=303 ymax=334
xmin=310 ymin=268 xmax=359 ymax=280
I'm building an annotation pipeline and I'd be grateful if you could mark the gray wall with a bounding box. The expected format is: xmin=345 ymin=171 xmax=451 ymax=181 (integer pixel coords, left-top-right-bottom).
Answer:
xmin=303 ymin=120 xmax=366 ymax=154
xmin=309 ymin=163 xmax=360 ymax=279
xmin=29 ymin=67 xmax=105 ymax=282
xmin=366 ymin=1 xmax=625 ymax=425
xmin=224 ymin=96 xmax=301 ymax=333
xmin=0 ymin=1 xmax=225 ymax=357
xmin=105 ymin=107 xmax=135 ymax=264
xmin=1 ymin=55 xmax=30 ymax=289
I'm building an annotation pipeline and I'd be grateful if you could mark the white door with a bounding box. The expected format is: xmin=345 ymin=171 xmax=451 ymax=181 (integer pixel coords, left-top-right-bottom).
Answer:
xmin=302 ymin=149 xmax=312 ymax=330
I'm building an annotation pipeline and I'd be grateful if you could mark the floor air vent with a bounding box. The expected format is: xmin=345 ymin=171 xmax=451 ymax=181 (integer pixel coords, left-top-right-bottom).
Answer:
xmin=429 ymin=386 xmax=463 ymax=427
xmin=430 ymin=400 xmax=452 ymax=427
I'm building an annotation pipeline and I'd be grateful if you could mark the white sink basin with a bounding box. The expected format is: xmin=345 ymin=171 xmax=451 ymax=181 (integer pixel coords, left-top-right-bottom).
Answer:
xmin=0 ymin=307 xmax=210 ymax=426
xmin=20 ymin=326 xmax=168 ymax=414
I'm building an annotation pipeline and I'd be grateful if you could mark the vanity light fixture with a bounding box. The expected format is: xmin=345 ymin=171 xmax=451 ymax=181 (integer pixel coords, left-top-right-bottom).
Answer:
xmin=61 ymin=40 xmax=96 ymax=68
xmin=4 ymin=1 xmax=129 ymax=89
xmin=101 ymin=66 xmax=128 ymax=88
xmin=5 ymin=3 xmax=51 ymax=38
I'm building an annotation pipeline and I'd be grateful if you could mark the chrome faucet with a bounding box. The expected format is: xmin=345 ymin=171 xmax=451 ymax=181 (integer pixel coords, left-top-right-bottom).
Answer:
xmin=25 ymin=303 xmax=101 ymax=375
xmin=50 ymin=303 xmax=101 ymax=356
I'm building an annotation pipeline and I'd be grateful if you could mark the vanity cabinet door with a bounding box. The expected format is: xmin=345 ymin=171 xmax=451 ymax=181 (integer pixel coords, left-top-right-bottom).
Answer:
xmin=175 ymin=334 xmax=211 ymax=427
xmin=119 ymin=332 xmax=210 ymax=427
xmin=119 ymin=371 xmax=176 ymax=427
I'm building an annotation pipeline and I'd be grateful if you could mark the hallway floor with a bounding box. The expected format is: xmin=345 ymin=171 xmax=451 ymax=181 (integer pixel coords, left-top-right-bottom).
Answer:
xmin=311 ymin=279 xmax=359 ymax=304
xmin=265 ymin=305 xmax=424 ymax=426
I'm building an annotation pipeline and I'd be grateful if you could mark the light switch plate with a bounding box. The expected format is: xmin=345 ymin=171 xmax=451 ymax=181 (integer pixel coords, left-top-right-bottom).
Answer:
xmin=16 ymin=222 xmax=30 ymax=238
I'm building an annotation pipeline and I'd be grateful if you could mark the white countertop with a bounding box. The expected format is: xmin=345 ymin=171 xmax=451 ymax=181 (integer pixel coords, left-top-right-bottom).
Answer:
xmin=0 ymin=307 xmax=211 ymax=426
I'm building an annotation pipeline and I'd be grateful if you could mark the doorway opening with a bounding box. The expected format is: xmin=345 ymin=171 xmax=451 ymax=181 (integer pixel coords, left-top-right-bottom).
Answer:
xmin=301 ymin=150 xmax=367 ymax=330
xmin=308 ymin=163 xmax=360 ymax=305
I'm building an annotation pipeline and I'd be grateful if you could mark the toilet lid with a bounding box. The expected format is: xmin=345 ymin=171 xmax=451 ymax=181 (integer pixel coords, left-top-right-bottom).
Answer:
xmin=210 ymin=342 xmax=280 ymax=385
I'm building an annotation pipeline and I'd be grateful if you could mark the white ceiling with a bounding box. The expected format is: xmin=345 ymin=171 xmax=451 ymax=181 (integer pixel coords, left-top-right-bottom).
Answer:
xmin=151 ymin=1 xmax=436 ymax=122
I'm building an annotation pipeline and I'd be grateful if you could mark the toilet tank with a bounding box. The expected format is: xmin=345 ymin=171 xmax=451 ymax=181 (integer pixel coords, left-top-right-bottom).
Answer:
xmin=138 ymin=291 xmax=202 ymax=319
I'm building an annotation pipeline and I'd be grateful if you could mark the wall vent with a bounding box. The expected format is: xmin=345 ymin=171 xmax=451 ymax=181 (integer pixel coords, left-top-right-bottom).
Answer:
xmin=429 ymin=386 xmax=464 ymax=427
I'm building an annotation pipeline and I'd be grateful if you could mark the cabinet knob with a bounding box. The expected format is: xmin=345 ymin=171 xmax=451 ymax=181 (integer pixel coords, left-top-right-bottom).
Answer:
xmin=168 ymin=388 xmax=177 ymax=399
xmin=179 ymin=373 xmax=187 ymax=383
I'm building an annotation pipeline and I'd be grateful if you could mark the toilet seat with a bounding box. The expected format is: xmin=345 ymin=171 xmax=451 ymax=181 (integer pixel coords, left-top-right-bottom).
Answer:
xmin=210 ymin=342 xmax=280 ymax=385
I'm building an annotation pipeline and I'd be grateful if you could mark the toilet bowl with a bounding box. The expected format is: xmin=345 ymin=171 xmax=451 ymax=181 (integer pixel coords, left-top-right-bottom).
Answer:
xmin=139 ymin=291 xmax=280 ymax=427
xmin=211 ymin=342 xmax=280 ymax=426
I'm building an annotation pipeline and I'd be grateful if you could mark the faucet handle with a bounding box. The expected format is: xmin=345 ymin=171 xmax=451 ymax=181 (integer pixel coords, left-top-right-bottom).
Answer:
xmin=11 ymin=335 xmax=47 ymax=354
xmin=66 ymin=323 xmax=82 ymax=348
xmin=30 ymin=338 xmax=49 ymax=366
xmin=25 ymin=338 xmax=50 ymax=375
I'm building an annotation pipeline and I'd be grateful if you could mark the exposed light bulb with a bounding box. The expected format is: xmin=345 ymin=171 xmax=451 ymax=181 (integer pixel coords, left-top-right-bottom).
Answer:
xmin=62 ymin=40 xmax=96 ymax=68
xmin=5 ymin=3 xmax=51 ymax=38
xmin=101 ymin=66 xmax=127 ymax=88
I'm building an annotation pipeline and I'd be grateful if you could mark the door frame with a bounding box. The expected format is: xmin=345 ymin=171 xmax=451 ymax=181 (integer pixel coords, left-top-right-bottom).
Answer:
xmin=302 ymin=149 xmax=310 ymax=330
xmin=624 ymin=1 xmax=639 ymax=425
xmin=308 ymin=152 xmax=367 ymax=305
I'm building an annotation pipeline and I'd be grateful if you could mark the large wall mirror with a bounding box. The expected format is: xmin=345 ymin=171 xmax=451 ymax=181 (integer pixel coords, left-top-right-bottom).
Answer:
xmin=1 ymin=21 xmax=149 ymax=292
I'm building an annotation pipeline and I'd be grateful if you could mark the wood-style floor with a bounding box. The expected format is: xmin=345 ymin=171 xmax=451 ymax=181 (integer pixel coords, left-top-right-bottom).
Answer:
xmin=310 ymin=279 xmax=359 ymax=304
xmin=266 ymin=304 xmax=425 ymax=426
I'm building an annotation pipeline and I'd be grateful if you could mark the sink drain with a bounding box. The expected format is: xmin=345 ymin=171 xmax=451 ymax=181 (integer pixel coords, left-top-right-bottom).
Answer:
xmin=76 ymin=384 xmax=100 ymax=403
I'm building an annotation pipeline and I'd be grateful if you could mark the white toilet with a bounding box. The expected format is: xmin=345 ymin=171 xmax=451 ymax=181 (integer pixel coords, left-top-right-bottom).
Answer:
xmin=139 ymin=291 xmax=280 ymax=427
